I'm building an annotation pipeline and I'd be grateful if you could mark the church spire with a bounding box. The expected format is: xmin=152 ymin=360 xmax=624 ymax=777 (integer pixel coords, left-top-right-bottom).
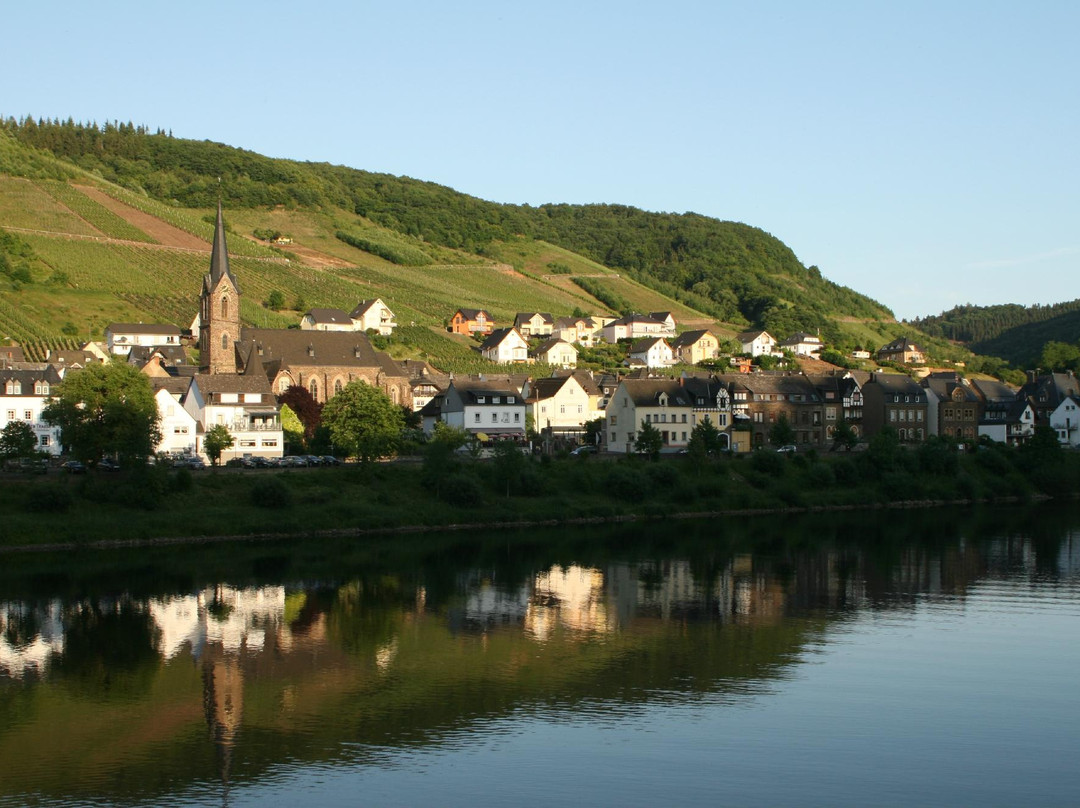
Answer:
xmin=208 ymin=201 xmax=238 ymax=290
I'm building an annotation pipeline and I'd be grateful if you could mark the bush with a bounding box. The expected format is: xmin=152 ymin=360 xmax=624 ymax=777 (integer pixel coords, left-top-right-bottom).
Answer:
xmin=440 ymin=473 xmax=483 ymax=506
xmin=250 ymin=477 xmax=293 ymax=509
xmin=749 ymin=450 xmax=784 ymax=476
xmin=23 ymin=484 xmax=73 ymax=513
xmin=172 ymin=468 xmax=193 ymax=492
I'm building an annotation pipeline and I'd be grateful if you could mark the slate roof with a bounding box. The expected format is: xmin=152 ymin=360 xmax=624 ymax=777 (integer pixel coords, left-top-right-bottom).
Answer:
xmin=513 ymin=312 xmax=554 ymax=327
xmin=0 ymin=345 xmax=26 ymax=365
xmin=617 ymin=378 xmax=695 ymax=407
xmin=0 ymin=365 xmax=62 ymax=393
xmin=865 ymin=372 xmax=926 ymax=399
xmin=149 ymin=375 xmax=193 ymax=397
xmin=670 ymin=330 xmax=714 ymax=348
xmin=238 ymin=329 xmax=407 ymax=377
xmin=454 ymin=308 xmax=492 ymax=321
xmin=203 ymin=202 xmax=239 ymax=294
xmin=480 ymin=327 xmax=524 ymax=351
xmin=106 ymin=323 xmax=182 ymax=336
xmin=532 ymin=338 xmax=575 ymax=355
xmin=304 ymin=308 xmax=353 ymax=326
xmin=736 ymin=329 xmax=772 ymax=343
xmin=193 ymin=372 xmax=275 ymax=397
xmin=349 ymin=298 xmax=388 ymax=319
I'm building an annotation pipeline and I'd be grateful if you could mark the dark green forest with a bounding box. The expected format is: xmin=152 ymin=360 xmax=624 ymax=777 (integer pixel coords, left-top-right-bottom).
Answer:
xmin=2 ymin=117 xmax=891 ymax=338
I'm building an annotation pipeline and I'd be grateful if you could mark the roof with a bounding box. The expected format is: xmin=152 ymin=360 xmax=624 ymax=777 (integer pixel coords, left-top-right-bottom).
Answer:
xmin=304 ymin=308 xmax=353 ymax=325
xmin=238 ymin=329 xmax=407 ymax=377
xmin=46 ymin=349 xmax=100 ymax=366
xmin=616 ymin=378 xmax=695 ymax=407
xmin=127 ymin=345 xmax=190 ymax=366
xmin=970 ymin=378 xmax=1018 ymax=403
xmin=204 ymin=201 xmax=239 ymax=294
xmin=718 ymin=371 xmax=822 ymax=400
xmin=532 ymin=337 xmax=576 ymax=355
xmin=450 ymin=379 xmax=524 ymax=404
xmin=192 ymin=373 xmax=274 ymax=396
xmin=670 ymin=330 xmax=715 ymax=348
xmin=864 ymin=372 xmax=926 ymax=397
xmin=609 ymin=313 xmax=665 ymax=327
xmin=349 ymin=298 xmax=388 ymax=319
xmin=480 ymin=327 xmax=524 ymax=350
xmin=0 ymin=365 xmax=62 ymax=391
xmin=878 ymin=337 xmax=922 ymax=354
xmin=513 ymin=312 xmax=554 ymax=326
xmin=649 ymin=311 xmax=674 ymax=321
xmin=149 ymin=376 xmax=193 ymax=397
xmin=736 ymin=329 xmax=772 ymax=343
xmin=106 ymin=323 xmax=182 ymax=336
xmin=0 ymin=345 xmax=26 ymax=365
xmin=454 ymin=308 xmax=492 ymax=320
xmin=922 ymin=375 xmax=980 ymax=403
xmin=630 ymin=337 xmax=669 ymax=352
xmin=781 ymin=332 xmax=822 ymax=345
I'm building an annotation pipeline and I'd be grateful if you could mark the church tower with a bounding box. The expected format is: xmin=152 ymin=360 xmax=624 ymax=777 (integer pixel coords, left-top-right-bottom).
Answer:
xmin=199 ymin=202 xmax=240 ymax=374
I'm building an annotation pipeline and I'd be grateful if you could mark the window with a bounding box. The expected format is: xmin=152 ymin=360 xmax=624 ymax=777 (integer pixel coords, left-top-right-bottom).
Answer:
xmin=560 ymin=405 xmax=566 ymax=414
xmin=221 ymin=333 xmax=229 ymax=351
xmin=474 ymin=413 xmax=481 ymax=423
xmin=682 ymin=414 xmax=688 ymax=423
xmin=240 ymin=440 xmax=256 ymax=448
xmin=611 ymin=432 xmax=616 ymax=443
xmin=492 ymin=413 xmax=498 ymax=423
xmin=493 ymin=396 xmax=501 ymax=404
xmin=6 ymin=410 xmax=13 ymax=420
xmin=826 ymin=407 xmax=836 ymax=421
xmin=262 ymin=440 xmax=278 ymax=447
xmin=173 ymin=427 xmax=188 ymax=434
xmin=917 ymin=411 xmax=924 ymax=422
xmin=335 ymin=379 xmax=343 ymax=395
xmin=477 ymin=396 xmax=486 ymax=404
xmin=221 ymin=295 xmax=229 ymax=318
xmin=309 ymin=379 xmax=318 ymax=399
xmin=35 ymin=381 xmax=49 ymax=395
xmin=645 ymin=414 xmax=651 ymax=424
xmin=611 ymin=415 xmax=618 ymax=427
xmin=5 ymin=381 xmax=20 ymax=395
xmin=890 ymin=410 xmax=898 ymax=422
xmin=39 ymin=434 xmax=49 ymax=446
xmin=501 ymin=412 xmax=509 ymax=423
xmin=514 ymin=413 xmax=520 ymax=423
xmin=24 ymin=410 xmax=32 ymax=421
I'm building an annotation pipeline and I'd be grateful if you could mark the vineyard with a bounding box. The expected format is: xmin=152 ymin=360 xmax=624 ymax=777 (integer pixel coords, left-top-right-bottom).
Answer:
xmin=37 ymin=181 xmax=157 ymax=243
xmin=0 ymin=177 xmax=100 ymax=236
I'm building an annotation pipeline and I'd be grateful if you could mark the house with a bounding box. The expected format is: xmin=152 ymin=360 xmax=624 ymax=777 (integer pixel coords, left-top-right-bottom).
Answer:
xmin=1019 ymin=371 xmax=1079 ymax=427
xmin=105 ymin=322 xmax=183 ymax=356
xmin=922 ymin=372 xmax=982 ymax=441
xmin=606 ymin=379 xmax=697 ymax=454
xmin=449 ymin=308 xmax=494 ymax=336
xmin=628 ymin=337 xmax=675 ymax=368
xmin=1050 ymin=396 xmax=1080 ymax=447
xmin=528 ymin=373 xmax=602 ymax=439
xmin=531 ymin=338 xmax=578 ymax=368
xmin=0 ymin=367 xmax=62 ymax=455
xmin=780 ymin=332 xmax=824 ymax=358
xmin=0 ymin=345 xmax=26 ymax=368
xmin=979 ymin=398 xmax=1035 ymax=446
xmin=670 ymin=330 xmax=720 ymax=365
xmin=300 ymin=308 xmax=355 ymax=332
xmin=148 ymin=376 xmax=199 ymax=458
xmin=718 ymin=372 xmax=826 ymax=449
xmin=877 ymin=337 xmax=925 ymax=366
xmin=809 ymin=371 xmax=865 ymax=440
xmin=350 ymin=298 xmax=396 ymax=335
xmin=45 ymin=348 xmax=103 ymax=372
xmin=736 ymin=330 xmax=778 ymax=357
xmin=513 ymin=312 xmax=554 ymax=338
xmin=648 ymin=312 xmax=677 ymax=335
xmin=601 ymin=313 xmax=668 ymax=343
xmin=184 ymin=373 xmax=283 ymax=462
xmin=421 ymin=379 xmax=527 ymax=440
xmin=860 ymin=373 xmax=929 ymax=442
xmin=126 ymin=344 xmax=190 ymax=370
xmin=679 ymin=374 xmax=737 ymax=450
xmin=399 ymin=359 xmax=450 ymax=413
xmin=480 ymin=328 xmax=529 ymax=363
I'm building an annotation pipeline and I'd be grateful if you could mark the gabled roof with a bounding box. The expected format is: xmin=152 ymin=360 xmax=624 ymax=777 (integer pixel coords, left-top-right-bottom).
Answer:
xmin=617 ymin=378 xmax=695 ymax=407
xmin=450 ymin=379 xmax=523 ymax=404
xmin=922 ymin=375 xmax=980 ymax=403
xmin=454 ymin=308 xmax=492 ymax=321
xmin=532 ymin=337 xmax=576 ymax=355
xmin=527 ymin=375 xmax=576 ymax=402
xmin=865 ymin=372 xmax=926 ymax=397
xmin=46 ymin=349 xmax=100 ymax=366
xmin=0 ymin=365 xmax=62 ymax=391
xmin=480 ymin=327 xmax=525 ymax=350
xmin=718 ymin=371 xmax=822 ymax=400
xmin=670 ymin=329 xmax=715 ymax=348
xmin=0 ymin=345 xmax=26 ymax=365
xmin=192 ymin=372 xmax=274 ymax=397
xmin=513 ymin=312 xmax=554 ymax=326
xmin=878 ymin=337 xmax=922 ymax=354
xmin=630 ymin=337 xmax=669 ymax=352
xmin=780 ymin=332 xmax=822 ymax=345
xmin=304 ymin=308 xmax=353 ymax=325
xmin=649 ymin=311 xmax=674 ymax=322
xmin=127 ymin=345 xmax=190 ymax=367
xmin=349 ymin=298 xmax=389 ymax=319
xmin=609 ymin=312 xmax=665 ymax=327
xmin=149 ymin=375 xmax=193 ymax=397
xmin=970 ymin=378 xmax=1018 ymax=403
xmin=736 ymin=329 xmax=772 ymax=343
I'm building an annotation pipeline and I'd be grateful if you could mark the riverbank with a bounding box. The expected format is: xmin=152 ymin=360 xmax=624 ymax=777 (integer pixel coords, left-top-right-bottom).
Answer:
xmin=1 ymin=436 xmax=1076 ymax=554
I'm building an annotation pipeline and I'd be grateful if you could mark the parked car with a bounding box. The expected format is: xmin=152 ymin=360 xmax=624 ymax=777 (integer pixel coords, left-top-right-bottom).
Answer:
xmin=776 ymin=445 xmax=797 ymax=453
xmin=570 ymin=445 xmax=598 ymax=456
xmin=185 ymin=457 xmax=207 ymax=470
xmin=61 ymin=460 xmax=87 ymax=474
xmin=303 ymin=455 xmax=324 ymax=466
xmin=320 ymin=455 xmax=342 ymax=466
xmin=252 ymin=456 xmax=278 ymax=468
xmin=98 ymin=457 xmax=121 ymax=472
xmin=280 ymin=455 xmax=308 ymax=467
xmin=226 ymin=457 xmax=256 ymax=469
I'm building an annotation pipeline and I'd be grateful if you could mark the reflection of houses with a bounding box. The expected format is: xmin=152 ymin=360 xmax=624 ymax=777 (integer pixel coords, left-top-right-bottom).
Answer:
xmin=0 ymin=600 xmax=65 ymax=677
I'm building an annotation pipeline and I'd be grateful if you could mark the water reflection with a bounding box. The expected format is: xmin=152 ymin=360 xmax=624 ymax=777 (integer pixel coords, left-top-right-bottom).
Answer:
xmin=0 ymin=505 xmax=1078 ymax=807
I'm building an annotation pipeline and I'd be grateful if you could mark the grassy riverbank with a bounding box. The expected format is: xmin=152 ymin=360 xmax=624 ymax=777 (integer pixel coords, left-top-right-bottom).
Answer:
xmin=2 ymin=434 xmax=1077 ymax=552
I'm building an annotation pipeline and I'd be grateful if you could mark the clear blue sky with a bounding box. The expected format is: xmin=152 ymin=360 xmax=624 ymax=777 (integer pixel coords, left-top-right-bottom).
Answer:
xmin=7 ymin=1 xmax=1078 ymax=320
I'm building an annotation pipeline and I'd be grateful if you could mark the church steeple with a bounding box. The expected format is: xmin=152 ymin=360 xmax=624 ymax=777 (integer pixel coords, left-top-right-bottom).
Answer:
xmin=199 ymin=202 xmax=240 ymax=374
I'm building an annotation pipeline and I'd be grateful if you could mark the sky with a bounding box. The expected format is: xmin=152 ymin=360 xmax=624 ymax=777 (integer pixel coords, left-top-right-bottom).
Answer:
xmin=6 ymin=1 xmax=1078 ymax=321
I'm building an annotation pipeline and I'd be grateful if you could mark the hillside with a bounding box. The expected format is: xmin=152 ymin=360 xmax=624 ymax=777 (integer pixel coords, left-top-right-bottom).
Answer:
xmin=912 ymin=300 xmax=1080 ymax=366
xmin=0 ymin=118 xmax=941 ymax=369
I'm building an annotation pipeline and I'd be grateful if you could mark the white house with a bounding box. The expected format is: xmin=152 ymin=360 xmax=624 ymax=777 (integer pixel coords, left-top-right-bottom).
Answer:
xmin=780 ymin=332 xmax=823 ymax=357
xmin=531 ymin=338 xmax=578 ymax=368
xmin=628 ymin=337 xmax=675 ymax=368
xmin=649 ymin=311 xmax=677 ymax=335
xmin=184 ymin=374 xmax=283 ymax=462
xmin=528 ymin=374 xmax=601 ymax=436
xmin=350 ymin=298 xmax=397 ymax=335
xmin=150 ymin=378 xmax=199 ymax=458
xmin=601 ymin=313 xmax=668 ymax=343
xmin=0 ymin=367 xmax=62 ymax=455
xmin=480 ymin=328 xmax=529 ymax=363
xmin=421 ymin=379 xmax=527 ymax=440
xmin=736 ymin=330 xmax=778 ymax=357
xmin=300 ymin=308 xmax=355 ymax=332
xmin=105 ymin=323 xmax=183 ymax=357
xmin=1050 ymin=396 xmax=1080 ymax=448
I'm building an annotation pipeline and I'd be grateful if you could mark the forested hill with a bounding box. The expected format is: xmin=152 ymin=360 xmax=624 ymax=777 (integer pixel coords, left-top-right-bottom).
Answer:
xmin=1 ymin=117 xmax=892 ymax=341
xmin=912 ymin=300 xmax=1080 ymax=365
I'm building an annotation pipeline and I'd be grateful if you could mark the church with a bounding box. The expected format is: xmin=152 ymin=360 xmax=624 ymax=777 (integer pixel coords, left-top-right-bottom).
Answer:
xmin=198 ymin=203 xmax=410 ymax=405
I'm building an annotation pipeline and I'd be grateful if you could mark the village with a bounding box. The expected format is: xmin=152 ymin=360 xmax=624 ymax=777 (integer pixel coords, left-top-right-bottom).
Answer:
xmin=0 ymin=206 xmax=1077 ymax=467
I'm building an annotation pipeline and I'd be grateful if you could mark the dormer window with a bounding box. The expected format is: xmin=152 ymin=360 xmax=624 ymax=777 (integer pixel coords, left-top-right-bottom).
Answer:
xmin=477 ymin=396 xmax=486 ymax=403
xmin=493 ymin=396 xmax=501 ymax=404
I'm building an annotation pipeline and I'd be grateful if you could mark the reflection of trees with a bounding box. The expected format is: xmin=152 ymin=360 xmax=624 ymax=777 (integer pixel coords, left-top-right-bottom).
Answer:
xmin=54 ymin=602 xmax=160 ymax=699
xmin=324 ymin=578 xmax=410 ymax=656
xmin=3 ymin=605 xmax=39 ymax=648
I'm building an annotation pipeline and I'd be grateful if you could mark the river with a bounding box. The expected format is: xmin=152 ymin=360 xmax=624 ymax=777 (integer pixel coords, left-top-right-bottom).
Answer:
xmin=1 ymin=504 xmax=1078 ymax=807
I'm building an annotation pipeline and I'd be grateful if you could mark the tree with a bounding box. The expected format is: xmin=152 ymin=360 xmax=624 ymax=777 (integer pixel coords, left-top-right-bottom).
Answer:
xmin=265 ymin=289 xmax=285 ymax=310
xmin=687 ymin=415 xmax=722 ymax=457
xmin=321 ymin=381 xmax=404 ymax=463
xmin=280 ymin=403 xmax=305 ymax=453
xmin=832 ymin=419 xmax=858 ymax=451
xmin=0 ymin=421 xmax=37 ymax=462
xmin=634 ymin=420 xmax=663 ymax=460
xmin=42 ymin=363 xmax=160 ymax=463
xmin=203 ymin=424 xmax=234 ymax=467
xmin=278 ymin=385 xmax=322 ymax=441
xmin=768 ymin=413 xmax=796 ymax=448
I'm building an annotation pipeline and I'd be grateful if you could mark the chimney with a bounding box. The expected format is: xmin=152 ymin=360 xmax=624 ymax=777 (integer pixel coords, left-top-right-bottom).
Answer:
xmin=307 ymin=344 xmax=315 ymax=357
xmin=354 ymin=345 xmax=362 ymax=358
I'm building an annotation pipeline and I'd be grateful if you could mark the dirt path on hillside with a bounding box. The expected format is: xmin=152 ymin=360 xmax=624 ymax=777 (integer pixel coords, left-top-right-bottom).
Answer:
xmin=240 ymin=236 xmax=354 ymax=268
xmin=74 ymin=185 xmax=211 ymax=250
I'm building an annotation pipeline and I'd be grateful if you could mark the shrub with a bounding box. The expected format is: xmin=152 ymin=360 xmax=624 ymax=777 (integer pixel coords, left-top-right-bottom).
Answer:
xmin=440 ymin=473 xmax=483 ymax=506
xmin=23 ymin=484 xmax=73 ymax=513
xmin=172 ymin=468 xmax=193 ymax=492
xmin=250 ymin=477 xmax=293 ymax=509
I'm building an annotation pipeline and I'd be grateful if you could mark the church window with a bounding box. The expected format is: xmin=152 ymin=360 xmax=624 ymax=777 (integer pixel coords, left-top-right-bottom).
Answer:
xmin=309 ymin=379 xmax=318 ymax=399
xmin=221 ymin=295 xmax=229 ymax=318
xmin=334 ymin=378 xmax=343 ymax=395
xmin=391 ymin=387 xmax=399 ymax=404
